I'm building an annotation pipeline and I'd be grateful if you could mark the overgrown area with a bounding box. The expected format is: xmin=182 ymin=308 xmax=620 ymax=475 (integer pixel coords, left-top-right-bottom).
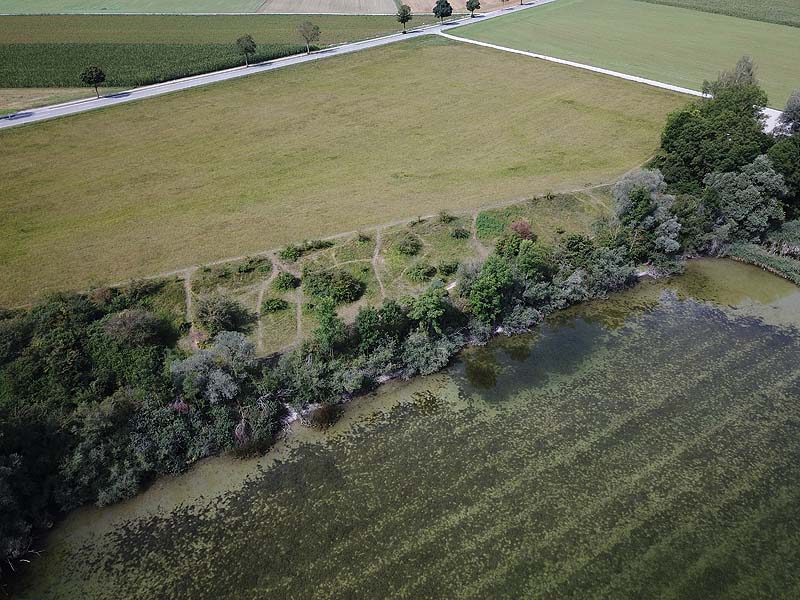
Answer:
xmin=1 ymin=56 xmax=798 ymax=582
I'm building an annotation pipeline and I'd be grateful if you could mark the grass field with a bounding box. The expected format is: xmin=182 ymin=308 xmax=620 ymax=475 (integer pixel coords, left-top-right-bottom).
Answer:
xmin=451 ymin=0 xmax=800 ymax=109
xmin=0 ymin=14 xmax=441 ymax=45
xmin=635 ymin=0 xmax=800 ymax=28
xmin=257 ymin=0 xmax=396 ymax=14
xmin=0 ymin=36 xmax=685 ymax=306
xmin=0 ymin=86 xmax=123 ymax=114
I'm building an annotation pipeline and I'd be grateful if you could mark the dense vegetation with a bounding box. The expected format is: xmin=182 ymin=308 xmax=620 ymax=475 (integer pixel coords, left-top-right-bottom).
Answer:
xmin=0 ymin=43 xmax=310 ymax=87
xmin=1 ymin=57 xmax=798 ymax=580
xmin=635 ymin=0 xmax=800 ymax=28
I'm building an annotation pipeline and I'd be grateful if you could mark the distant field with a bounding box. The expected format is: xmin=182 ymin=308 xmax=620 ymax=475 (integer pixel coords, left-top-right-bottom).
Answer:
xmin=635 ymin=0 xmax=800 ymax=28
xmin=0 ymin=0 xmax=264 ymax=13
xmin=0 ymin=86 xmax=124 ymax=114
xmin=0 ymin=14 xmax=441 ymax=44
xmin=0 ymin=36 xmax=684 ymax=306
xmin=451 ymin=0 xmax=800 ymax=109
xmin=0 ymin=0 xmax=399 ymax=14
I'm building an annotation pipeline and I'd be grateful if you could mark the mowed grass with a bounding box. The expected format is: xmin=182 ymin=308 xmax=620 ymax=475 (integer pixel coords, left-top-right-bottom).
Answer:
xmin=0 ymin=36 xmax=685 ymax=306
xmin=0 ymin=14 xmax=442 ymax=45
xmin=0 ymin=0 xmax=264 ymax=13
xmin=451 ymin=0 xmax=800 ymax=108
xmin=635 ymin=0 xmax=800 ymax=28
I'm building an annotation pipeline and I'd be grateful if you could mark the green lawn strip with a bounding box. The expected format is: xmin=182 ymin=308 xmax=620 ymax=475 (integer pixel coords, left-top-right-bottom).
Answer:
xmin=0 ymin=35 xmax=683 ymax=307
xmin=450 ymin=0 xmax=800 ymax=108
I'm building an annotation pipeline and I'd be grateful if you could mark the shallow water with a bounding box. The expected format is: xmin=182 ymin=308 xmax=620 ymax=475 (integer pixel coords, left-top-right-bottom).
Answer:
xmin=9 ymin=259 xmax=800 ymax=599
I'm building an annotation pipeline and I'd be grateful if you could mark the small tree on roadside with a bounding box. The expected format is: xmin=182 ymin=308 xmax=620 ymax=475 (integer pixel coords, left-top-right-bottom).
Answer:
xmin=236 ymin=34 xmax=257 ymax=67
xmin=298 ymin=21 xmax=321 ymax=54
xmin=80 ymin=65 xmax=106 ymax=98
xmin=466 ymin=0 xmax=480 ymax=16
xmin=433 ymin=0 xmax=453 ymax=23
xmin=396 ymin=4 xmax=413 ymax=33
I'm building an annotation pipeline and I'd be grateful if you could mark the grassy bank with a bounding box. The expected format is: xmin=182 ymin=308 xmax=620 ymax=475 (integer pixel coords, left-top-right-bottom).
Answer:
xmin=727 ymin=243 xmax=800 ymax=285
xmin=635 ymin=0 xmax=800 ymax=28
xmin=0 ymin=36 xmax=684 ymax=306
xmin=450 ymin=0 xmax=800 ymax=108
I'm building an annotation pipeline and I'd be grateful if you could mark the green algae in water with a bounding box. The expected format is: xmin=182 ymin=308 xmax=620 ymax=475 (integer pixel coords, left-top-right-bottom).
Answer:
xmin=9 ymin=260 xmax=800 ymax=599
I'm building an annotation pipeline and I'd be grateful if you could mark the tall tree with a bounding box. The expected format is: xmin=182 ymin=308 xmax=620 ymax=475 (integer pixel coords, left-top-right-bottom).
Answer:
xmin=466 ymin=0 xmax=480 ymax=16
xmin=777 ymin=89 xmax=800 ymax=137
xmin=236 ymin=34 xmax=256 ymax=67
xmin=298 ymin=21 xmax=321 ymax=54
xmin=433 ymin=0 xmax=453 ymax=23
xmin=396 ymin=4 xmax=413 ymax=33
xmin=79 ymin=65 xmax=106 ymax=98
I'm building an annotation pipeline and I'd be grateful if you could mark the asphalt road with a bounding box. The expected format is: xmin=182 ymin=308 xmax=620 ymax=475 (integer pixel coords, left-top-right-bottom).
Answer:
xmin=0 ymin=1 xmax=553 ymax=130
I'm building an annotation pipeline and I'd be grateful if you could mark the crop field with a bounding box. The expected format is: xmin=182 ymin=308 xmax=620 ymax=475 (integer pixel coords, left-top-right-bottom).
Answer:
xmin=0 ymin=36 xmax=685 ymax=306
xmin=0 ymin=14 xmax=442 ymax=45
xmin=0 ymin=43 xmax=308 ymax=87
xmin=451 ymin=0 xmax=800 ymax=109
xmin=257 ymin=0 xmax=396 ymax=15
xmin=635 ymin=0 xmax=800 ymax=28
xmin=0 ymin=0 xmax=264 ymax=13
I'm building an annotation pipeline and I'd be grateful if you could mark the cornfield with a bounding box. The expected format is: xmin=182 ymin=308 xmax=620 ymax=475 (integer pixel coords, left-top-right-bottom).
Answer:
xmin=636 ymin=0 xmax=800 ymax=28
xmin=0 ymin=43 xmax=313 ymax=87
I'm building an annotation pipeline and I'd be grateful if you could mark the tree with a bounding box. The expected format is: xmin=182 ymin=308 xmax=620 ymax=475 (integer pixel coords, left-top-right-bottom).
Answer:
xmin=312 ymin=297 xmax=346 ymax=356
xmin=298 ymin=21 xmax=321 ymax=54
xmin=777 ymin=89 xmax=800 ymax=137
xmin=80 ymin=65 xmax=106 ymax=98
xmin=468 ymin=255 xmax=513 ymax=324
xmin=236 ymin=34 xmax=256 ymax=67
xmin=703 ymin=155 xmax=787 ymax=242
xmin=433 ymin=0 xmax=453 ymax=23
xmin=767 ymin=135 xmax=800 ymax=217
xmin=396 ymin=4 xmax=413 ymax=32
xmin=702 ymin=55 xmax=757 ymax=97
xmin=466 ymin=0 xmax=480 ymax=17
xmin=408 ymin=284 xmax=448 ymax=334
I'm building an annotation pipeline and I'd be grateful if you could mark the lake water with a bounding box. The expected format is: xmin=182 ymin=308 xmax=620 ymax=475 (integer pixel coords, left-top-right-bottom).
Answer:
xmin=9 ymin=259 xmax=800 ymax=599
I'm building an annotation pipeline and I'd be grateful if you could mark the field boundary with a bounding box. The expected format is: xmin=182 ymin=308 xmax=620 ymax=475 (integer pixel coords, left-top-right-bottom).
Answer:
xmin=437 ymin=31 xmax=783 ymax=132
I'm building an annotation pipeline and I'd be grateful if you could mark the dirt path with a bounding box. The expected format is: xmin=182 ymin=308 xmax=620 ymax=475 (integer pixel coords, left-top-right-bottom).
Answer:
xmin=372 ymin=229 xmax=387 ymax=300
xmin=470 ymin=211 xmax=491 ymax=260
xmin=255 ymin=260 xmax=278 ymax=354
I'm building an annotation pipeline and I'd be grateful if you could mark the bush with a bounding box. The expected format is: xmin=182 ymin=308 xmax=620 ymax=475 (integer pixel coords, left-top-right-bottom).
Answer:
xmin=396 ymin=233 xmax=423 ymax=256
xmin=278 ymin=244 xmax=302 ymax=262
xmin=261 ymin=298 xmax=289 ymax=313
xmin=475 ymin=212 xmax=505 ymax=238
xmin=194 ymin=295 xmax=253 ymax=335
xmin=451 ymin=227 xmax=470 ymax=239
xmin=401 ymin=329 xmax=464 ymax=377
xmin=101 ymin=309 xmax=168 ymax=347
xmin=510 ymin=219 xmax=535 ymax=240
xmin=437 ymin=260 xmax=459 ymax=276
xmin=273 ymin=271 xmax=299 ymax=291
xmin=407 ymin=262 xmax=437 ymax=282
xmin=495 ymin=232 xmax=524 ymax=259
xmin=302 ymin=268 xmax=364 ymax=304
xmin=438 ymin=210 xmax=456 ymax=223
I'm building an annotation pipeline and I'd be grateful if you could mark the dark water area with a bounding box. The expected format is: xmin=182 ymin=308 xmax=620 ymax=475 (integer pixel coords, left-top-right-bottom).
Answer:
xmin=9 ymin=259 xmax=800 ymax=599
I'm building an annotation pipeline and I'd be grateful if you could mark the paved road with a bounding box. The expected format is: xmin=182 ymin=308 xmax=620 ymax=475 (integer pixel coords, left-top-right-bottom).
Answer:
xmin=0 ymin=1 xmax=555 ymax=130
xmin=439 ymin=32 xmax=784 ymax=132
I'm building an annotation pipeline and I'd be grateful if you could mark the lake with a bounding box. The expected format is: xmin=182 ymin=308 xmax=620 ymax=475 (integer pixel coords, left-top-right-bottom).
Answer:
xmin=10 ymin=259 xmax=800 ymax=599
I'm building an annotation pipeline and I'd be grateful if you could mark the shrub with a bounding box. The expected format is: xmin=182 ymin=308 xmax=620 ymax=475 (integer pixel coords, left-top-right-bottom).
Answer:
xmin=396 ymin=233 xmax=423 ymax=256
xmin=510 ymin=219 xmax=535 ymax=240
xmin=437 ymin=260 xmax=459 ymax=276
xmin=451 ymin=227 xmax=470 ymax=239
xmin=402 ymin=329 xmax=464 ymax=377
xmin=261 ymin=298 xmax=289 ymax=313
xmin=475 ymin=212 xmax=505 ymax=238
xmin=278 ymin=244 xmax=301 ymax=262
xmin=468 ymin=255 xmax=513 ymax=325
xmin=194 ymin=295 xmax=253 ymax=335
xmin=101 ymin=309 xmax=167 ymax=347
xmin=407 ymin=262 xmax=437 ymax=282
xmin=495 ymin=232 xmax=524 ymax=260
xmin=438 ymin=210 xmax=456 ymax=223
xmin=273 ymin=271 xmax=299 ymax=291
xmin=302 ymin=268 xmax=364 ymax=304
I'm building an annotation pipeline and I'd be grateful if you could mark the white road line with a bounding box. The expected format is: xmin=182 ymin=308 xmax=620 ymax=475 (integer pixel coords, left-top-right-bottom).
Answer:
xmin=438 ymin=31 xmax=783 ymax=131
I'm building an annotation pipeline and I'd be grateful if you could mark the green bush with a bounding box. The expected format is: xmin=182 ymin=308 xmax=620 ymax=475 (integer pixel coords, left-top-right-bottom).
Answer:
xmin=194 ymin=295 xmax=253 ymax=334
xmin=475 ymin=212 xmax=505 ymax=238
xmin=396 ymin=233 xmax=423 ymax=256
xmin=278 ymin=244 xmax=302 ymax=262
xmin=261 ymin=298 xmax=290 ymax=313
xmin=438 ymin=210 xmax=456 ymax=223
xmin=273 ymin=271 xmax=299 ymax=291
xmin=302 ymin=268 xmax=364 ymax=304
xmin=407 ymin=262 xmax=437 ymax=282
xmin=437 ymin=260 xmax=459 ymax=276
xmin=450 ymin=227 xmax=470 ymax=239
